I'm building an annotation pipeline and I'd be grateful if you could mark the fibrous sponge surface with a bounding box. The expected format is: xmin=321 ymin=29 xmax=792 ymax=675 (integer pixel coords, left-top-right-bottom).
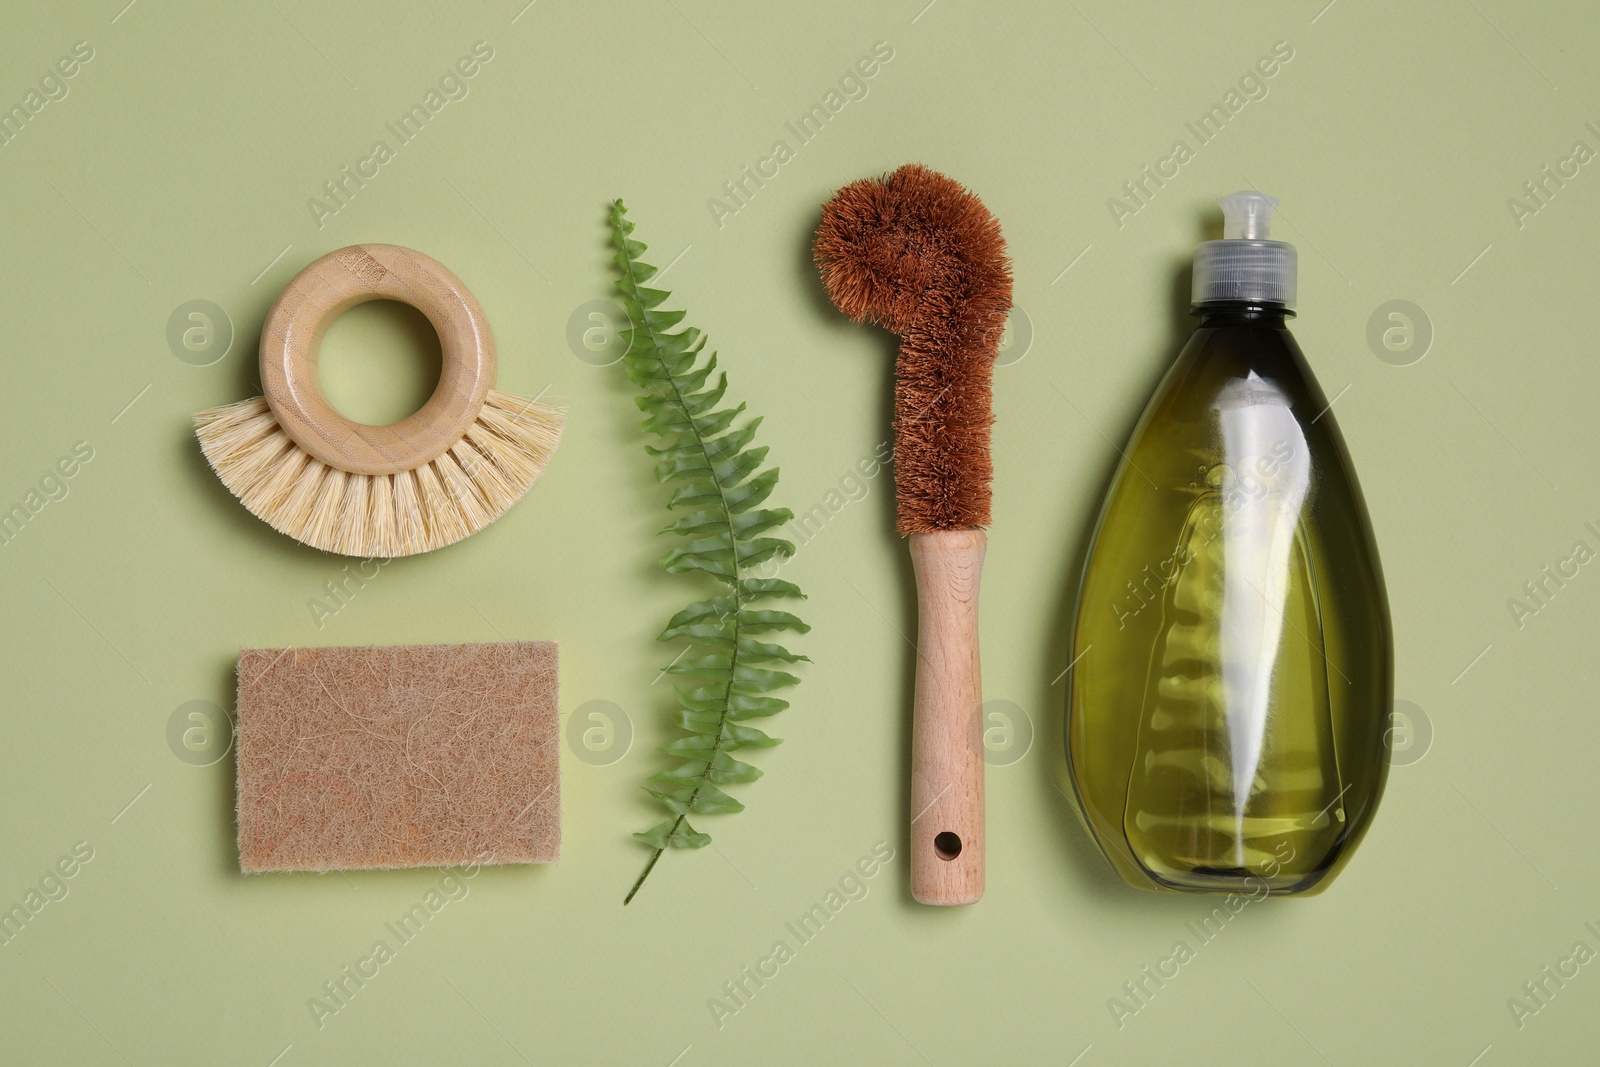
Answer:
xmin=234 ymin=642 xmax=560 ymax=873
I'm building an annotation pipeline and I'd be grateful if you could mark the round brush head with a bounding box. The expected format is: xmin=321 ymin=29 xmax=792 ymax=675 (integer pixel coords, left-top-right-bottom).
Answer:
xmin=814 ymin=163 xmax=1011 ymax=535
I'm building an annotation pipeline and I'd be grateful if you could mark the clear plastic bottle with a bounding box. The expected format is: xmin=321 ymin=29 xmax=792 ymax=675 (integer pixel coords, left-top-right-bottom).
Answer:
xmin=1065 ymin=193 xmax=1392 ymax=896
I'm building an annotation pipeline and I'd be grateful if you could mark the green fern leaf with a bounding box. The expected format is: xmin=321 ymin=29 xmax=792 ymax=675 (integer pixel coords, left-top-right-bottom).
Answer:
xmin=612 ymin=200 xmax=807 ymax=906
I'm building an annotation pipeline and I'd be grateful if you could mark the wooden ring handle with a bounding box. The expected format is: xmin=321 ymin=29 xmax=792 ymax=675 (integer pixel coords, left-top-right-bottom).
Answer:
xmin=259 ymin=244 xmax=496 ymax=476
xmin=908 ymin=528 xmax=986 ymax=905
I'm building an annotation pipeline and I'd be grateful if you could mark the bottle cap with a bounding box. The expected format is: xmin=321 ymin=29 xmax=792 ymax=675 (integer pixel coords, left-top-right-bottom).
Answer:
xmin=1192 ymin=191 xmax=1297 ymax=308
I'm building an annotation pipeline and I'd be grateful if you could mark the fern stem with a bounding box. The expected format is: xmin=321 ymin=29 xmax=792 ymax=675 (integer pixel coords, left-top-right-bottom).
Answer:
xmin=623 ymin=827 xmax=674 ymax=905
xmin=616 ymin=210 xmax=748 ymax=905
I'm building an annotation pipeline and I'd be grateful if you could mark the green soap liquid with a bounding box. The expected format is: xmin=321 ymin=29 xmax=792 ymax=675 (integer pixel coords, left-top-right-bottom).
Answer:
xmin=1066 ymin=305 xmax=1392 ymax=896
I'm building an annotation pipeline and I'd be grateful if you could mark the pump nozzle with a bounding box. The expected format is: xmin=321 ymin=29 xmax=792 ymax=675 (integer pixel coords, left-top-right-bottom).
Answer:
xmin=1192 ymin=190 xmax=1297 ymax=308
xmin=1218 ymin=191 xmax=1278 ymax=240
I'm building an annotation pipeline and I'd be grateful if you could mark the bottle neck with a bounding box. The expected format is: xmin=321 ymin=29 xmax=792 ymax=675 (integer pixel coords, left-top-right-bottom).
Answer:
xmin=1192 ymin=302 xmax=1294 ymax=328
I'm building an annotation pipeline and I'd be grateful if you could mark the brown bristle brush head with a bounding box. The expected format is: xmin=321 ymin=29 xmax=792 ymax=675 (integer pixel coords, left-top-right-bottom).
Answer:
xmin=814 ymin=162 xmax=1012 ymax=535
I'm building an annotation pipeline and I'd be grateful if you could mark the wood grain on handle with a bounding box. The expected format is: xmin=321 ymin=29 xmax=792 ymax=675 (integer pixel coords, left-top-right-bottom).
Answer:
xmin=260 ymin=244 xmax=496 ymax=476
xmin=908 ymin=528 xmax=986 ymax=905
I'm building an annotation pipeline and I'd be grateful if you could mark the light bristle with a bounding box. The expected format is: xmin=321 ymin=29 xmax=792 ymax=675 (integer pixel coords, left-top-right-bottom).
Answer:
xmin=227 ymin=432 xmax=295 ymax=497
xmin=248 ymin=446 xmax=313 ymax=526
xmin=306 ymin=468 xmax=351 ymax=553
xmin=473 ymin=396 xmax=563 ymax=485
xmin=271 ymin=457 xmax=334 ymax=537
xmin=194 ymin=390 xmax=566 ymax=557
xmin=390 ymin=469 xmax=426 ymax=552
xmin=366 ymin=474 xmax=398 ymax=558
xmin=334 ymin=470 xmax=371 ymax=557
xmin=192 ymin=398 xmax=290 ymax=496
xmin=432 ymin=451 xmax=493 ymax=537
xmin=450 ymin=438 xmax=515 ymax=507
xmin=411 ymin=460 xmax=465 ymax=548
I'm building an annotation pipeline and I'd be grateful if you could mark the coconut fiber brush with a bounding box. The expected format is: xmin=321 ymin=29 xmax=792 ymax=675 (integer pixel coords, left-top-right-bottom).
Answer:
xmin=815 ymin=163 xmax=1011 ymax=905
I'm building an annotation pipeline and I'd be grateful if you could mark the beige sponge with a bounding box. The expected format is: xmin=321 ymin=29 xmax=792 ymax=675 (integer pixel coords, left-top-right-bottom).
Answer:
xmin=235 ymin=642 xmax=560 ymax=873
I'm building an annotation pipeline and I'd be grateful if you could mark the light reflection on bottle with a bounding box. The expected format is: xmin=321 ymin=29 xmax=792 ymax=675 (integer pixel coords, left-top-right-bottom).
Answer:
xmin=1214 ymin=373 xmax=1311 ymax=866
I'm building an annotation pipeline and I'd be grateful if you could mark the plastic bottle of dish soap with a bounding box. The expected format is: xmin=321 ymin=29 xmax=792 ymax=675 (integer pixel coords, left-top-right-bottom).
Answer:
xmin=1065 ymin=192 xmax=1392 ymax=896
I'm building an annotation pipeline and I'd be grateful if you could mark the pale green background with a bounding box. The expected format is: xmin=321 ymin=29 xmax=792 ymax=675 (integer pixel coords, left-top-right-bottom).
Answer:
xmin=2 ymin=1 xmax=1596 ymax=1064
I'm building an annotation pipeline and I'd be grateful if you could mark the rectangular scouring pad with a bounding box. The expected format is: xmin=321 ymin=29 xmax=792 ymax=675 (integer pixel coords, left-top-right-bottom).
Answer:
xmin=235 ymin=642 xmax=560 ymax=873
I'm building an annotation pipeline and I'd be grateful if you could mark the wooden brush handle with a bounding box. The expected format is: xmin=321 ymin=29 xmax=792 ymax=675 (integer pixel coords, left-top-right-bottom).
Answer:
xmin=260 ymin=244 xmax=496 ymax=476
xmin=908 ymin=528 xmax=986 ymax=905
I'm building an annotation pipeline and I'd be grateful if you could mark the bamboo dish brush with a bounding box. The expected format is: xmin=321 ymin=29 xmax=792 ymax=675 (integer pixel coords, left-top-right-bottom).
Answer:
xmin=815 ymin=164 xmax=1012 ymax=905
xmin=194 ymin=244 xmax=564 ymax=557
